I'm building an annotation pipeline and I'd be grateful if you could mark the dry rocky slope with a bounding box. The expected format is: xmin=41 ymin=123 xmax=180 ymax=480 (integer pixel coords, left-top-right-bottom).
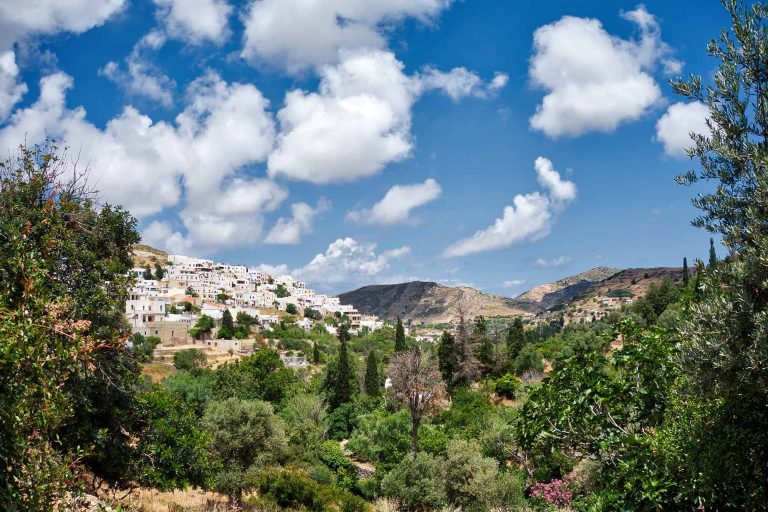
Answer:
xmin=338 ymin=266 xmax=685 ymax=324
xmin=131 ymin=243 xmax=169 ymax=268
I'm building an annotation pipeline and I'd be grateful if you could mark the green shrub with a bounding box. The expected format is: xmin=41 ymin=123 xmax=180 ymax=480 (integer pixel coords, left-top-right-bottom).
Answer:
xmin=381 ymin=452 xmax=447 ymax=512
xmin=494 ymin=373 xmax=520 ymax=399
xmin=513 ymin=344 xmax=545 ymax=375
xmin=173 ymin=348 xmax=207 ymax=371
xmin=444 ymin=439 xmax=499 ymax=510
xmin=256 ymin=469 xmax=369 ymax=512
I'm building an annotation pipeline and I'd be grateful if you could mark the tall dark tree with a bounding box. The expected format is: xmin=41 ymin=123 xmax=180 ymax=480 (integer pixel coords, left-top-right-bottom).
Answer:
xmin=312 ymin=341 xmax=320 ymax=364
xmin=154 ymin=262 xmax=165 ymax=280
xmin=454 ymin=304 xmax=480 ymax=384
xmin=670 ymin=3 xmax=768 ymax=506
xmin=506 ymin=317 xmax=526 ymax=367
xmin=218 ymin=309 xmax=235 ymax=339
xmin=394 ymin=315 xmax=407 ymax=352
xmin=682 ymin=257 xmax=690 ymax=285
xmin=708 ymin=238 xmax=718 ymax=267
xmin=0 ymin=142 xmax=142 ymax=507
xmin=364 ymin=350 xmax=380 ymax=396
xmin=437 ymin=331 xmax=459 ymax=387
xmin=329 ymin=322 xmax=354 ymax=410
xmin=143 ymin=265 xmax=154 ymax=280
xmin=473 ymin=316 xmax=494 ymax=376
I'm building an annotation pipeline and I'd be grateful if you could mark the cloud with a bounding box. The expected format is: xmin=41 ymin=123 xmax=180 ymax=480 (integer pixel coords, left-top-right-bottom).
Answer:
xmin=0 ymin=71 xmax=284 ymax=254
xmin=254 ymin=263 xmax=290 ymax=277
xmin=502 ymin=279 xmax=527 ymax=288
xmin=534 ymin=156 xmax=577 ymax=207
xmin=265 ymin=198 xmax=330 ymax=245
xmin=99 ymin=31 xmax=175 ymax=107
xmin=267 ymin=50 xmax=413 ymax=184
xmin=534 ymin=255 xmax=571 ymax=267
xmin=443 ymin=158 xmax=576 ymax=257
xmin=655 ymin=101 xmax=709 ymax=157
xmin=529 ymin=5 xmax=673 ymax=138
xmin=416 ymin=68 xmax=509 ymax=100
xmin=289 ymin=237 xmax=411 ymax=288
xmin=0 ymin=0 xmax=125 ymax=49
xmin=154 ymin=0 xmax=232 ymax=45
xmin=347 ymin=178 xmax=442 ymax=225
xmin=0 ymin=51 xmax=27 ymax=121
xmin=241 ymin=0 xmax=451 ymax=73
xmin=268 ymin=49 xmax=501 ymax=184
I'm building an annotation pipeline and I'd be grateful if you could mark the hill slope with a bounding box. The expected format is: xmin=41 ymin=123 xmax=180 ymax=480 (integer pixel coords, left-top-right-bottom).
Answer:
xmin=337 ymin=281 xmax=530 ymax=324
xmin=338 ymin=266 xmax=684 ymax=324
xmin=131 ymin=244 xmax=169 ymax=268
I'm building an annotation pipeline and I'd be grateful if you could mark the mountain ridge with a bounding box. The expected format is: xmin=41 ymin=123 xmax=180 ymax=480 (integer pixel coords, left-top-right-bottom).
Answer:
xmin=338 ymin=266 xmax=683 ymax=324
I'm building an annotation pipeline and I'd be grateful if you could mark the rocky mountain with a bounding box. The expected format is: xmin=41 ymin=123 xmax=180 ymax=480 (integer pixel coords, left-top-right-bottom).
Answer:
xmin=338 ymin=266 xmax=684 ymax=324
xmin=337 ymin=281 xmax=529 ymax=325
xmin=511 ymin=266 xmax=620 ymax=311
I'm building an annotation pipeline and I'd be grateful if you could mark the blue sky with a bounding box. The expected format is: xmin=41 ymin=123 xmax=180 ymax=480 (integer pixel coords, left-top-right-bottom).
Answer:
xmin=0 ymin=0 xmax=727 ymax=294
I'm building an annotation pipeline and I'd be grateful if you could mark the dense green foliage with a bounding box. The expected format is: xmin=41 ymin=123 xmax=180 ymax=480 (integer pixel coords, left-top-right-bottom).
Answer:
xmin=364 ymin=350 xmax=380 ymax=396
xmin=394 ymin=316 xmax=406 ymax=352
xmin=203 ymin=398 xmax=287 ymax=503
xmin=213 ymin=350 xmax=297 ymax=404
xmin=6 ymin=4 xmax=768 ymax=509
xmin=218 ymin=308 xmax=235 ymax=339
xmin=173 ymin=348 xmax=208 ymax=371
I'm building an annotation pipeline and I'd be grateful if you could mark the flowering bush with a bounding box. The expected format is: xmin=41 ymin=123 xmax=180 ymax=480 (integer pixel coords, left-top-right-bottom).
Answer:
xmin=530 ymin=478 xmax=573 ymax=508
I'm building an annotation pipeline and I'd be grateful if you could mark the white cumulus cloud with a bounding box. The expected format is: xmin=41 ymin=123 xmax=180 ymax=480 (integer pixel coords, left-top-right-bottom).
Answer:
xmin=99 ymin=31 xmax=175 ymax=107
xmin=347 ymin=178 xmax=442 ymax=225
xmin=268 ymin=49 xmax=502 ymax=184
xmin=0 ymin=51 xmax=27 ymax=121
xmin=241 ymin=0 xmax=451 ymax=73
xmin=290 ymin=237 xmax=411 ymax=288
xmin=416 ymin=68 xmax=509 ymax=100
xmin=655 ymin=101 xmax=709 ymax=157
xmin=443 ymin=158 xmax=576 ymax=257
xmin=502 ymin=279 xmax=527 ymax=288
xmin=154 ymin=0 xmax=232 ymax=45
xmin=0 ymin=0 xmax=125 ymax=49
xmin=265 ymin=198 xmax=330 ymax=245
xmin=529 ymin=5 xmax=673 ymax=138
xmin=534 ymin=255 xmax=572 ymax=267
xmin=534 ymin=156 xmax=577 ymax=207
xmin=0 ymin=70 xmax=285 ymax=255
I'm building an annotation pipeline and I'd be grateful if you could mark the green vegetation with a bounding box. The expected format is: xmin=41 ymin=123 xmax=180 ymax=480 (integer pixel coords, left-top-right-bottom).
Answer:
xmin=173 ymin=348 xmax=208 ymax=371
xmin=394 ymin=315 xmax=406 ymax=352
xmin=5 ymin=4 xmax=768 ymax=510
xmin=190 ymin=314 xmax=215 ymax=340
xmin=275 ymin=283 xmax=290 ymax=298
xmin=218 ymin=308 xmax=235 ymax=338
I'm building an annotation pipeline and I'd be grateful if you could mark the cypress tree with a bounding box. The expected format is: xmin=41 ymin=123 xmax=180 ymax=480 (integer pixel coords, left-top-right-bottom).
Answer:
xmin=312 ymin=341 xmax=320 ymax=364
xmin=143 ymin=265 xmax=154 ymax=280
xmin=437 ymin=330 xmax=458 ymax=387
xmin=683 ymin=257 xmax=690 ymax=285
xmin=218 ymin=309 xmax=235 ymax=339
xmin=364 ymin=350 xmax=380 ymax=396
xmin=506 ymin=317 xmax=526 ymax=366
xmin=473 ymin=316 xmax=493 ymax=375
xmin=709 ymin=238 xmax=718 ymax=267
xmin=394 ymin=316 xmax=406 ymax=352
xmin=330 ymin=322 xmax=354 ymax=409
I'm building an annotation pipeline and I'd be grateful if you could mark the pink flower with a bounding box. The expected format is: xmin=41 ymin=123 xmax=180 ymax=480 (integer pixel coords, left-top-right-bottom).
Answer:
xmin=530 ymin=478 xmax=573 ymax=506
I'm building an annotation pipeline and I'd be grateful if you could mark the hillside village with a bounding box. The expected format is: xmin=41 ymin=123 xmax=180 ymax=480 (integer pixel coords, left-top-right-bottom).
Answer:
xmin=127 ymin=251 xmax=385 ymax=366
